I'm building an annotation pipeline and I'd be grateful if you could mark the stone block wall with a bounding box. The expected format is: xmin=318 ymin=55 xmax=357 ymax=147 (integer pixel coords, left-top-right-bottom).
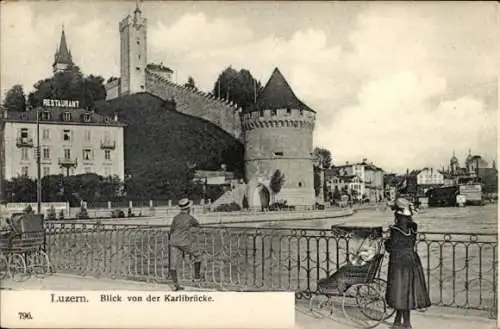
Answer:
xmin=145 ymin=70 xmax=242 ymax=140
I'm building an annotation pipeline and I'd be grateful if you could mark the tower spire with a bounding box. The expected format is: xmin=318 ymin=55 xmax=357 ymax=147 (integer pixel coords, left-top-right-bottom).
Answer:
xmin=53 ymin=26 xmax=74 ymax=73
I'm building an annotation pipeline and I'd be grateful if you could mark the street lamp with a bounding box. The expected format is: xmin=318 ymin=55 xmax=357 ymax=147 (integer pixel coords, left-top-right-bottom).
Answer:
xmin=36 ymin=106 xmax=42 ymax=215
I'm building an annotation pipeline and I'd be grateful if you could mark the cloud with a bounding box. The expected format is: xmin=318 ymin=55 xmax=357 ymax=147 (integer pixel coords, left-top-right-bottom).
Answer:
xmin=314 ymin=5 xmax=497 ymax=172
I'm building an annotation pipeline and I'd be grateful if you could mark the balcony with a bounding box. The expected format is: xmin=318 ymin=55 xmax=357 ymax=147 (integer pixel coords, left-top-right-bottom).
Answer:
xmin=58 ymin=157 xmax=78 ymax=168
xmin=16 ymin=136 xmax=34 ymax=148
xmin=100 ymin=139 xmax=116 ymax=150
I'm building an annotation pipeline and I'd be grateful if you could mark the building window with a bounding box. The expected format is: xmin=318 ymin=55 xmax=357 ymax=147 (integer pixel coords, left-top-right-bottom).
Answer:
xmin=104 ymin=150 xmax=111 ymax=161
xmin=64 ymin=149 xmax=71 ymax=159
xmin=82 ymin=148 xmax=92 ymax=161
xmin=63 ymin=129 xmax=71 ymax=141
xmin=273 ymin=152 xmax=284 ymax=156
xmin=299 ymin=109 xmax=304 ymax=116
xmin=19 ymin=128 xmax=29 ymax=139
xmin=136 ymin=67 xmax=141 ymax=71
xmin=286 ymin=108 xmax=291 ymax=115
xmin=83 ymin=114 xmax=91 ymax=122
xmin=43 ymin=147 xmax=50 ymax=160
xmin=42 ymin=129 xmax=50 ymax=140
xmin=271 ymin=109 xmax=277 ymax=116
xmin=259 ymin=110 xmax=264 ymax=117
xmin=140 ymin=85 xmax=144 ymax=89
xmin=85 ymin=129 xmax=91 ymax=141
xmin=298 ymin=182 xmax=303 ymax=187
xmin=84 ymin=167 xmax=91 ymax=173
xmin=21 ymin=166 xmax=29 ymax=176
xmin=63 ymin=112 xmax=71 ymax=121
xmin=21 ymin=148 xmax=28 ymax=160
xmin=41 ymin=111 xmax=51 ymax=120
xmin=43 ymin=166 xmax=50 ymax=177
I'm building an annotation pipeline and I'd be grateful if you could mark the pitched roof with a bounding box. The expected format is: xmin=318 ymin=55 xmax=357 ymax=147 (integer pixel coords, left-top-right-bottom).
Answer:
xmin=247 ymin=68 xmax=315 ymax=113
xmin=3 ymin=107 xmax=125 ymax=127
xmin=54 ymin=29 xmax=74 ymax=66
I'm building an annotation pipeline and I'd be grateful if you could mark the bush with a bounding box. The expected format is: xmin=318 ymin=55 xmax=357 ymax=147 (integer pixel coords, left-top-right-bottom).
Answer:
xmin=214 ymin=202 xmax=241 ymax=212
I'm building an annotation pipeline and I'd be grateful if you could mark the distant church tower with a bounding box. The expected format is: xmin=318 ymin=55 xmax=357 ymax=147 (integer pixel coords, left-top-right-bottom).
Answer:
xmin=242 ymin=68 xmax=316 ymax=208
xmin=53 ymin=26 xmax=74 ymax=74
xmin=119 ymin=1 xmax=147 ymax=95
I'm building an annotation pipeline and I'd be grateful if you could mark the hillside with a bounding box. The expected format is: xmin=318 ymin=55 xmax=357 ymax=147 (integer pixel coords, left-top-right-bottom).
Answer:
xmin=95 ymin=93 xmax=244 ymax=200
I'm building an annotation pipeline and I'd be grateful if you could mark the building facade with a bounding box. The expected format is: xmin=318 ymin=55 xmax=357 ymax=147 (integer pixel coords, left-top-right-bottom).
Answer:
xmin=0 ymin=104 xmax=126 ymax=182
xmin=328 ymin=160 xmax=385 ymax=202
xmin=242 ymin=68 xmax=316 ymax=208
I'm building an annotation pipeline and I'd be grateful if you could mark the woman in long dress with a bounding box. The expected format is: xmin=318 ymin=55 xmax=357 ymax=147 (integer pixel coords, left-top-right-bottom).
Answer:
xmin=385 ymin=198 xmax=431 ymax=329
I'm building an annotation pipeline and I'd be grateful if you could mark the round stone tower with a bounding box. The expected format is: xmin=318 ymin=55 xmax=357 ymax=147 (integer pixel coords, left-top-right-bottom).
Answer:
xmin=242 ymin=68 xmax=316 ymax=209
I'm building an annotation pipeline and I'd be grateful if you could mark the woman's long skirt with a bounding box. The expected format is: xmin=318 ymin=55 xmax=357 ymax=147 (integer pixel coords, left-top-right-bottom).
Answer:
xmin=385 ymin=251 xmax=432 ymax=310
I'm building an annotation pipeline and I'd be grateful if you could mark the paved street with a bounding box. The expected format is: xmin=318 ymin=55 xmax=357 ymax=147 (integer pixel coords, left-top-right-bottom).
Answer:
xmin=1 ymin=274 xmax=496 ymax=329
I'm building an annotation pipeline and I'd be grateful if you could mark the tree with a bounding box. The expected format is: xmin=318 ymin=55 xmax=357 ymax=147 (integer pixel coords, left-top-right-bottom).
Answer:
xmin=269 ymin=169 xmax=285 ymax=201
xmin=212 ymin=67 xmax=263 ymax=111
xmin=184 ymin=76 xmax=197 ymax=89
xmin=313 ymin=147 xmax=332 ymax=169
xmin=28 ymin=68 xmax=106 ymax=109
xmin=3 ymin=84 xmax=26 ymax=112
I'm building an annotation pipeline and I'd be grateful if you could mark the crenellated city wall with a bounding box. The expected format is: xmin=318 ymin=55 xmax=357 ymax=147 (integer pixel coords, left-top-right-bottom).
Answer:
xmin=145 ymin=70 xmax=243 ymax=140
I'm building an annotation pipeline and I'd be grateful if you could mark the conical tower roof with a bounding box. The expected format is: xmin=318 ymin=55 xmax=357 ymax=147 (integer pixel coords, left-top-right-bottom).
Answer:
xmin=53 ymin=28 xmax=74 ymax=66
xmin=248 ymin=68 xmax=315 ymax=113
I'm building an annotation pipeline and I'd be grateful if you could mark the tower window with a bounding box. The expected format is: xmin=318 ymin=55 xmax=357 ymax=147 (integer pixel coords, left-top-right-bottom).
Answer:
xmin=273 ymin=152 xmax=284 ymax=156
xmin=298 ymin=182 xmax=303 ymax=188
xmin=136 ymin=67 xmax=141 ymax=71
xmin=140 ymin=85 xmax=144 ymax=89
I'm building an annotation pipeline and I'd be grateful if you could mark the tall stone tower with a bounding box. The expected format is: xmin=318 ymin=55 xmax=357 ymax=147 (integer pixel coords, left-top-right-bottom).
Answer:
xmin=53 ymin=27 xmax=74 ymax=74
xmin=242 ymin=68 xmax=316 ymax=208
xmin=119 ymin=1 xmax=147 ymax=95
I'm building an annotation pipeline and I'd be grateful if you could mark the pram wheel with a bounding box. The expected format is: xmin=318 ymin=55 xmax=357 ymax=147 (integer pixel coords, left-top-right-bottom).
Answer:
xmin=0 ymin=254 xmax=8 ymax=280
xmin=9 ymin=253 xmax=28 ymax=282
xmin=342 ymin=283 xmax=387 ymax=329
xmin=371 ymin=278 xmax=396 ymax=320
xmin=28 ymin=250 xmax=51 ymax=278
xmin=309 ymin=293 xmax=334 ymax=318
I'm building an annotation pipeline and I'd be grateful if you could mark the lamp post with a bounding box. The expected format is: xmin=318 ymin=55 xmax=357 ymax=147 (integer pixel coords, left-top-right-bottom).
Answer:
xmin=36 ymin=107 xmax=42 ymax=215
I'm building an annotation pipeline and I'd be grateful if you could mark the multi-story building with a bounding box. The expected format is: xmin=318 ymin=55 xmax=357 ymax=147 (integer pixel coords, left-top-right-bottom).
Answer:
xmin=0 ymin=102 xmax=126 ymax=183
xmin=327 ymin=159 xmax=385 ymax=202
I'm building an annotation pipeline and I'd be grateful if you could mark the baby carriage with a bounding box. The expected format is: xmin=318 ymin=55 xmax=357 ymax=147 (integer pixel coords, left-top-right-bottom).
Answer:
xmin=0 ymin=213 xmax=51 ymax=281
xmin=308 ymin=225 xmax=395 ymax=328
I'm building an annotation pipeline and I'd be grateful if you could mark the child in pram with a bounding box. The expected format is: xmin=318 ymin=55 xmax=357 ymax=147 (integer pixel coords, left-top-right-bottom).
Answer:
xmin=317 ymin=235 xmax=380 ymax=294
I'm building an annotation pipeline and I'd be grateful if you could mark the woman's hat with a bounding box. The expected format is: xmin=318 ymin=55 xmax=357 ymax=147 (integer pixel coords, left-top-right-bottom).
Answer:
xmin=178 ymin=198 xmax=193 ymax=210
xmin=388 ymin=197 xmax=416 ymax=217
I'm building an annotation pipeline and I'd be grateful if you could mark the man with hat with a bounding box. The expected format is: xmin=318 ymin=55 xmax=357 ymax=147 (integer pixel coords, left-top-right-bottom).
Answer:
xmin=169 ymin=198 xmax=202 ymax=291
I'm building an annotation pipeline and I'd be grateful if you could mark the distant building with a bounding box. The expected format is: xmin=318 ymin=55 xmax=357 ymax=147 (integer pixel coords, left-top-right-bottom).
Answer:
xmin=407 ymin=168 xmax=444 ymax=195
xmin=0 ymin=103 xmax=126 ymax=185
xmin=327 ymin=159 xmax=385 ymax=202
xmin=446 ymin=150 xmax=492 ymax=184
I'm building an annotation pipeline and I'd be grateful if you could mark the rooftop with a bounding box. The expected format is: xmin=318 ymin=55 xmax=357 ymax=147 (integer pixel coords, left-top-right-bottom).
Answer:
xmin=2 ymin=107 xmax=126 ymax=127
xmin=247 ymin=68 xmax=315 ymax=113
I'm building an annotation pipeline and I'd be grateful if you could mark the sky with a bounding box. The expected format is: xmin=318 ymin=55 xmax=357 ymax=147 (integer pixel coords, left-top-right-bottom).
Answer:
xmin=1 ymin=1 xmax=498 ymax=173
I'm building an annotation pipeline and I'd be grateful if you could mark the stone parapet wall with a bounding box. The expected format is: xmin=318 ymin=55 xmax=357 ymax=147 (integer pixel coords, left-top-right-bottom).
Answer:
xmin=146 ymin=70 xmax=242 ymax=140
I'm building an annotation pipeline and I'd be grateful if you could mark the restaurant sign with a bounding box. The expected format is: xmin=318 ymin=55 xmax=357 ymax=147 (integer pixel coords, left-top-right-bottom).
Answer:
xmin=43 ymin=99 xmax=80 ymax=108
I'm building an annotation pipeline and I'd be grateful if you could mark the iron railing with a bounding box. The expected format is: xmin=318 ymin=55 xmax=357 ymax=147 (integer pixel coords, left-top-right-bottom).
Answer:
xmin=43 ymin=223 xmax=497 ymax=317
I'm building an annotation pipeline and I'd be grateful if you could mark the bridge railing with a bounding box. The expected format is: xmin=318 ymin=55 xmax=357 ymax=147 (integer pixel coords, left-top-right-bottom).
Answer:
xmin=43 ymin=223 xmax=497 ymax=317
